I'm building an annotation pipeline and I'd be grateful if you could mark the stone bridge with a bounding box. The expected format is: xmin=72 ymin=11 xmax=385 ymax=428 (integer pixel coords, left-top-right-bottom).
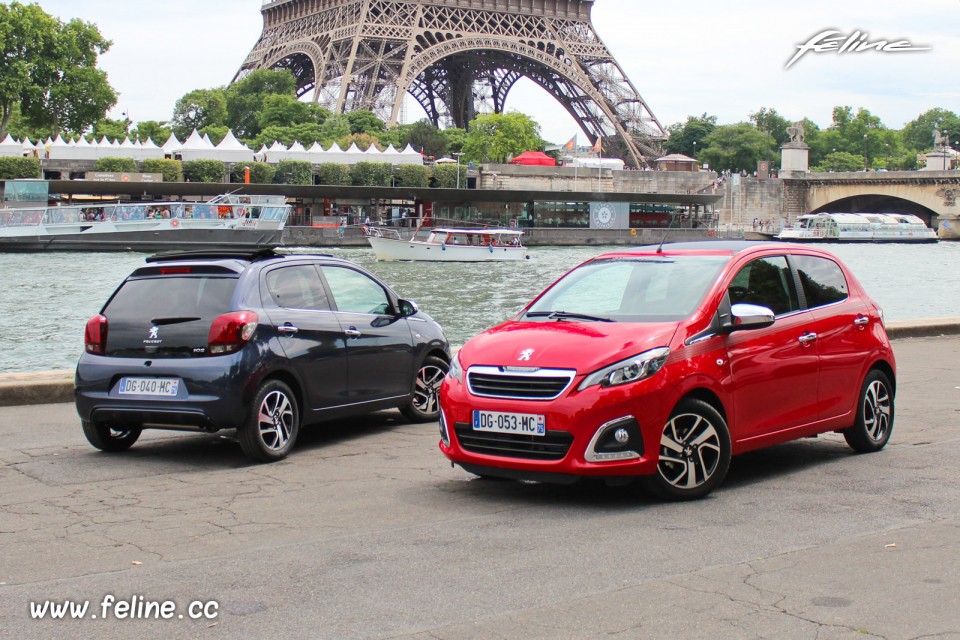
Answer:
xmin=719 ymin=170 xmax=960 ymax=232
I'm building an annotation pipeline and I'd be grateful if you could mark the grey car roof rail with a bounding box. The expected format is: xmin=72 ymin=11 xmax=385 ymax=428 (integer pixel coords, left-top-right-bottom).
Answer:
xmin=145 ymin=249 xmax=280 ymax=263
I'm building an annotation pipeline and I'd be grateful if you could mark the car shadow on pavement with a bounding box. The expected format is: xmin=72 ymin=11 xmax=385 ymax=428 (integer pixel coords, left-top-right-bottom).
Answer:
xmin=433 ymin=436 xmax=861 ymax=508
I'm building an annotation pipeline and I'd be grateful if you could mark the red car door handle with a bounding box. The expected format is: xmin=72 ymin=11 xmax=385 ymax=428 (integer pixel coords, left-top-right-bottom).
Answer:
xmin=799 ymin=333 xmax=817 ymax=345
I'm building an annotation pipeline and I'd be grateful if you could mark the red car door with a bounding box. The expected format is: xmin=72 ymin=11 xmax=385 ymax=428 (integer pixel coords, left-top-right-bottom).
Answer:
xmin=723 ymin=255 xmax=820 ymax=443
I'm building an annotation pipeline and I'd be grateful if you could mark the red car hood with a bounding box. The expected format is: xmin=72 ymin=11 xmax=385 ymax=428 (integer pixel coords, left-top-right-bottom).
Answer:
xmin=459 ymin=320 xmax=680 ymax=373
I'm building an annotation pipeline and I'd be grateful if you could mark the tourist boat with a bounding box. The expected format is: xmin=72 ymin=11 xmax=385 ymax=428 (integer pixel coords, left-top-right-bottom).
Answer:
xmin=777 ymin=213 xmax=938 ymax=243
xmin=0 ymin=194 xmax=290 ymax=252
xmin=363 ymin=225 xmax=528 ymax=261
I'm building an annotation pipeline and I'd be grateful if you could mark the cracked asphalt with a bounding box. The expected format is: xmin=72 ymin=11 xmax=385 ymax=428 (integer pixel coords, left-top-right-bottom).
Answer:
xmin=1 ymin=335 xmax=959 ymax=639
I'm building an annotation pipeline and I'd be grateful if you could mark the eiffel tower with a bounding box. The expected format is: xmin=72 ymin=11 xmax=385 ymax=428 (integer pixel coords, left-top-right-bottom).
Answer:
xmin=236 ymin=0 xmax=666 ymax=167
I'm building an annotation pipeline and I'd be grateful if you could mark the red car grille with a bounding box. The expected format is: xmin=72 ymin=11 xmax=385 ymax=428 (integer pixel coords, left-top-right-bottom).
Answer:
xmin=454 ymin=423 xmax=573 ymax=460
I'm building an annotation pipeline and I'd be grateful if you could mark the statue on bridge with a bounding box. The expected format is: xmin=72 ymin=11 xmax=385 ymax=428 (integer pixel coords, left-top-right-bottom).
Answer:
xmin=786 ymin=121 xmax=805 ymax=145
xmin=934 ymin=126 xmax=950 ymax=151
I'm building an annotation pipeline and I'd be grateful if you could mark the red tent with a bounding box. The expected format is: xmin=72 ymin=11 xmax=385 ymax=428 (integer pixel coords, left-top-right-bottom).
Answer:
xmin=509 ymin=151 xmax=556 ymax=166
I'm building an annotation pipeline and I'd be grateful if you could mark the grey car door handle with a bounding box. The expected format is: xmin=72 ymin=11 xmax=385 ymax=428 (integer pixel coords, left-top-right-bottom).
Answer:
xmin=799 ymin=332 xmax=817 ymax=345
xmin=278 ymin=324 xmax=299 ymax=334
xmin=344 ymin=327 xmax=362 ymax=338
xmin=854 ymin=317 xmax=870 ymax=327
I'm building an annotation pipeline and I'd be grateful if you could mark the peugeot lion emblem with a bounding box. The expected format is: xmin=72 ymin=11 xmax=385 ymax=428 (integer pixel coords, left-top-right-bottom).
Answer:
xmin=518 ymin=349 xmax=535 ymax=362
xmin=149 ymin=326 xmax=159 ymax=339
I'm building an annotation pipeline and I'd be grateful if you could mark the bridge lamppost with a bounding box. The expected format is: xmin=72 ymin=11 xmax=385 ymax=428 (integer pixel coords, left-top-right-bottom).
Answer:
xmin=944 ymin=132 xmax=949 ymax=171
xmin=863 ymin=134 xmax=868 ymax=171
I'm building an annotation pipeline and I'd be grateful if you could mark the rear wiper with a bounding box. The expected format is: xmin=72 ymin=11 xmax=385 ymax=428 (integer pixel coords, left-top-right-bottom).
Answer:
xmin=526 ymin=310 xmax=614 ymax=322
xmin=150 ymin=316 xmax=202 ymax=325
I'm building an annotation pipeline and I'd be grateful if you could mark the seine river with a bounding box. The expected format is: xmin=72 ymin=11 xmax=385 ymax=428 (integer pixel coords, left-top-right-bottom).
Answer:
xmin=1 ymin=242 xmax=958 ymax=373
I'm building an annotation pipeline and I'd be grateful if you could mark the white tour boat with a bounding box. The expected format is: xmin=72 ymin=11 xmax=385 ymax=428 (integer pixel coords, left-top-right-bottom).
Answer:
xmin=0 ymin=194 xmax=290 ymax=252
xmin=777 ymin=213 xmax=938 ymax=243
xmin=363 ymin=225 xmax=528 ymax=261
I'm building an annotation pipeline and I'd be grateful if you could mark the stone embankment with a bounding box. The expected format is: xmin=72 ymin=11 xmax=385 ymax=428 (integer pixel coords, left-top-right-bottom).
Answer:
xmin=2 ymin=318 xmax=958 ymax=408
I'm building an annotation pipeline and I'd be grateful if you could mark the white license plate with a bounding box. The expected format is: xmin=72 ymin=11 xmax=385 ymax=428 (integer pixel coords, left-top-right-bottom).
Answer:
xmin=472 ymin=410 xmax=546 ymax=437
xmin=118 ymin=377 xmax=180 ymax=397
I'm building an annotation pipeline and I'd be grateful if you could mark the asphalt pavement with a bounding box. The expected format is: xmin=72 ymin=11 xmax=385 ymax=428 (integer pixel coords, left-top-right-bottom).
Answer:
xmin=1 ymin=333 xmax=959 ymax=639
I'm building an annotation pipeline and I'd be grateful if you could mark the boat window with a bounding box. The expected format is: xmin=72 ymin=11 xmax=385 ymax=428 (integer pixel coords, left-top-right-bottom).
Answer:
xmin=728 ymin=256 xmax=800 ymax=316
xmin=791 ymin=255 xmax=848 ymax=308
xmin=265 ymin=265 xmax=330 ymax=311
xmin=321 ymin=266 xmax=391 ymax=315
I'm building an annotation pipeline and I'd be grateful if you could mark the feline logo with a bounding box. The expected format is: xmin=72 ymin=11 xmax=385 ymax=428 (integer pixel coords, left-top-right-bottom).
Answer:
xmin=786 ymin=30 xmax=930 ymax=69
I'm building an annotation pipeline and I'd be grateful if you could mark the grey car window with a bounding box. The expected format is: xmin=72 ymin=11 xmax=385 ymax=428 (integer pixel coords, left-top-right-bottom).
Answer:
xmin=265 ymin=265 xmax=330 ymax=311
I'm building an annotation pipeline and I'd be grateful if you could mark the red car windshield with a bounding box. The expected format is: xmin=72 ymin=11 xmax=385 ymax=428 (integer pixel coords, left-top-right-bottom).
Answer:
xmin=526 ymin=255 xmax=730 ymax=323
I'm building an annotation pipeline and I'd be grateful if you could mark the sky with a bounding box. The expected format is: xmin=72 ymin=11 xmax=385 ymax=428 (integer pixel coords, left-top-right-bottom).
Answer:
xmin=33 ymin=0 xmax=960 ymax=144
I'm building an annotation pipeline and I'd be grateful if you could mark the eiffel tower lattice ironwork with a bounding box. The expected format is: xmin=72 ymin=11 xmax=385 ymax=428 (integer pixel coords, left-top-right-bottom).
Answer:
xmin=236 ymin=0 xmax=666 ymax=167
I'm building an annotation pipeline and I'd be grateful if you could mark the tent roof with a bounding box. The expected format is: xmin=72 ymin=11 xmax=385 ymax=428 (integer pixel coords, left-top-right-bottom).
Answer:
xmin=215 ymin=129 xmax=251 ymax=151
xmin=509 ymin=151 xmax=556 ymax=166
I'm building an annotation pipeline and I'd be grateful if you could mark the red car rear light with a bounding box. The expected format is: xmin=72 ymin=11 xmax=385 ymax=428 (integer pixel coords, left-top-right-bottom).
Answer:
xmin=208 ymin=311 xmax=259 ymax=355
xmin=84 ymin=314 xmax=108 ymax=355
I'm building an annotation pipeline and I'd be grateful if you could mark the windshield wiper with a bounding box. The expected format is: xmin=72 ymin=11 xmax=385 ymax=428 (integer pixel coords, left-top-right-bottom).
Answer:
xmin=526 ymin=310 xmax=614 ymax=322
xmin=150 ymin=316 xmax=202 ymax=325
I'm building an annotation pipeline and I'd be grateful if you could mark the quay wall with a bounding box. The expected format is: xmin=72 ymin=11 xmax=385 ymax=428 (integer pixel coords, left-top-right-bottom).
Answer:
xmin=4 ymin=319 xmax=959 ymax=408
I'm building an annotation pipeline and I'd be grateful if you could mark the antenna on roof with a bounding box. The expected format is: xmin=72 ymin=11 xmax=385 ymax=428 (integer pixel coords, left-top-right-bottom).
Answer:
xmin=656 ymin=210 xmax=680 ymax=253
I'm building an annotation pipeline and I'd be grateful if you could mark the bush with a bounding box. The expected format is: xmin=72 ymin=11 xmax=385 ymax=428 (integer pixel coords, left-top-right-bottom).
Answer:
xmin=94 ymin=157 xmax=138 ymax=173
xmin=432 ymin=164 xmax=460 ymax=188
xmin=230 ymin=162 xmax=275 ymax=184
xmin=0 ymin=156 xmax=42 ymax=179
xmin=394 ymin=164 xmax=430 ymax=188
xmin=141 ymin=158 xmax=183 ymax=182
xmin=183 ymin=159 xmax=226 ymax=183
xmin=317 ymin=163 xmax=352 ymax=186
xmin=273 ymin=160 xmax=313 ymax=185
xmin=350 ymin=161 xmax=393 ymax=187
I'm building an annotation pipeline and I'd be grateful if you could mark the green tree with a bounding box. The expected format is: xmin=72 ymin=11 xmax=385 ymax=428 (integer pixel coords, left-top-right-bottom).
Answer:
xmin=319 ymin=114 xmax=351 ymax=145
xmin=388 ymin=119 xmax=449 ymax=157
xmin=226 ymin=69 xmax=297 ymax=139
xmin=183 ymin=159 xmax=226 ymax=183
xmin=230 ymin=162 xmax=274 ymax=184
xmin=0 ymin=3 xmax=116 ymax=138
xmin=171 ymin=88 xmax=227 ymax=140
xmin=346 ymin=110 xmax=385 ymax=135
xmin=900 ymin=108 xmax=960 ymax=152
xmin=94 ymin=157 xmax=137 ymax=172
xmin=394 ymin=164 xmax=430 ymax=188
xmin=141 ymin=158 xmax=183 ymax=182
xmin=0 ymin=156 xmax=41 ymax=179
xmin=273 ymin=159 xmax=313 ymax=185
xmin=812 ymin=151 xmax=865 ymax=173
xmin=431 ymin=164 xmax=459 ymax=189
xmin=257 ymin=94 xmax=329 ymax=130
xmin=338 ymin=133 xmax=383 ymax=152
xmin=750 ymin=107 xmax=792 ymax=147
xmin=663 ymin=113 xmax=717 ymax=157
xmin=350 ymin=161 xmax=393 ymax=186
xmin=132 ymin=121 xmax=171 ymax=145
xmin=91 ymin=118 xmax=130 ymax=142
xmin=251 ymin=123 xmax=326 ymax=149
xmin=22 ymin=17 xmax=117 ymax=135
xmin=461 ymin=112 xmax=542 ymax=164
xmin=699 ymin=123 xmax=777 ymax=173
xmin=317 ymin=163 xmax=352 ymax=186
xmin=198 ymin=125 xmax=228 ymax=146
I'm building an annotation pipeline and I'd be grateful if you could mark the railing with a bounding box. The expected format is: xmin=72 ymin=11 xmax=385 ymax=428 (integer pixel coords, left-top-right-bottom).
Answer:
xmin=0 ymin=202 xmax=289 ymax=229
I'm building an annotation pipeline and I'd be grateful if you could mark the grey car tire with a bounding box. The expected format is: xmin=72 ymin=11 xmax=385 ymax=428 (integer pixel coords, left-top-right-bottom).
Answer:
xmin=82 ymin=420 xmax=142 ymax=452
xmin=239 ymin=379 xmax=300 ymax=462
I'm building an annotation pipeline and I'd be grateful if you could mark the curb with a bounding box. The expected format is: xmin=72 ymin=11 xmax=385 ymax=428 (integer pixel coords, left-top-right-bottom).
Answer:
xmin=2 ymin=319 xmax=959 ymax=408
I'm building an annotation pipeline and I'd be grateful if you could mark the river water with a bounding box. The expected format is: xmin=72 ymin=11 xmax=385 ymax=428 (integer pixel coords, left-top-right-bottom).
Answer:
xmin=1 ymin=242 xmax=958 ymax=373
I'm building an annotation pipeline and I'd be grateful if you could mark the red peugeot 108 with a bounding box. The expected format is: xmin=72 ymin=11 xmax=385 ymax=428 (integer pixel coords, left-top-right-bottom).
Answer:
xmin=439 ymin=241 xmax=896 ymax=500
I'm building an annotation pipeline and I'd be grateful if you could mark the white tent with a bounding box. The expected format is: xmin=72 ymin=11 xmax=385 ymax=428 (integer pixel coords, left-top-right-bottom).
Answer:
xmin=0 ymin=134 xmax=22 ymax=157
xmin=212 ymin=129 xmax=254 ymax=163
xmin=342 ymin=142 xmax=367 ymax=165
xmin=47 ymin=134 xmax=71 ymax=160
xmin=285 ymin=141 xmax=311 ymax=162
xmin=398 ymin=143 xmax=425 ymax=166
xmin=140 ymin=137 xmax=163 ymax=160
xmin=69 ymin=134 xmax=98 ymax=161
xmin=161 ymin=133 xmax=182 ymax=157
xmin=179 ymin=129 xmax=216 ymax=161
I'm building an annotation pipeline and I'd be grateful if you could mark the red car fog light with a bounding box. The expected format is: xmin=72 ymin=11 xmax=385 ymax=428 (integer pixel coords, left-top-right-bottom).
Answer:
xmin=585 ymin=416 xmax=643 ymax=462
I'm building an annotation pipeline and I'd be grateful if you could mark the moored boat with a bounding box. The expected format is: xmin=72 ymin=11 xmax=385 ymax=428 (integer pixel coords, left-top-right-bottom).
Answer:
xmin=0 ymin=194 xmax=290 ymax=252
xmin=363 ymin=225 xmax=528 ymax=261
xmin=777 ymin=212 xmax=938 ymax=243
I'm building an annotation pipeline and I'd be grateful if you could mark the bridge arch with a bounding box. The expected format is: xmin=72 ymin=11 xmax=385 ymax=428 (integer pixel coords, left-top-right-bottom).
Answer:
xmin=810 ymin=194 xmax=939 ymax=227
